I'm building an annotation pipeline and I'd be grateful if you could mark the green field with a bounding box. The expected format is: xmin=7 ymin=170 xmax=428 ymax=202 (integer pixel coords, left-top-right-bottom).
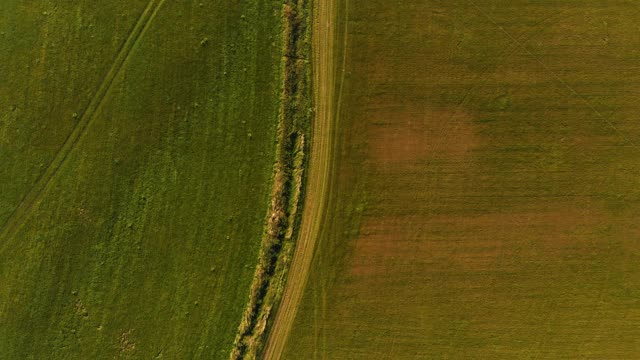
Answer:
xmin=283 ymin=0 xmax=640 ymax=358
xmin=4 ymin=1 xmax=640 ymax=358
xmin=0 ymin=1 xmax=283 ymax=358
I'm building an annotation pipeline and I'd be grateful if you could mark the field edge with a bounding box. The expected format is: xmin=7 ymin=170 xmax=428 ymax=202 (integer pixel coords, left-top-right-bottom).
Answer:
xmin=261 ymin=0 xmax=344 ymax=358
xmin=230 ymin=0 xmax=314 ymax=358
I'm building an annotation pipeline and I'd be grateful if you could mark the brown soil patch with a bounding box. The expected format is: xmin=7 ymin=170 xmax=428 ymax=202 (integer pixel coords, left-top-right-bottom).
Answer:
xmin=367 ymin=107 xmax=478 ymax=164
xmin=350 ymin=201 xmax=611 ymax=277
xmin=119 ymin=330 xmax=136 ymax=353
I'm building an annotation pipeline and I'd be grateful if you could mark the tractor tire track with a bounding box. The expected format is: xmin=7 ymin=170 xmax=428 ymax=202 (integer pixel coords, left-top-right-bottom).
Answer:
xmin=0 ymin=0 xmax=166 ymax=254
xmin=263 ymin=0 xmax=342 ymax=358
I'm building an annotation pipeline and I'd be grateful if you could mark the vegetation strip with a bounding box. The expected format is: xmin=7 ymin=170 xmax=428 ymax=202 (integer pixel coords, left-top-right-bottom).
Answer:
xmin=262 ymin=0 xmax=343 ymax=357
xmin=230 ymin=1 xmax=313 ymax=359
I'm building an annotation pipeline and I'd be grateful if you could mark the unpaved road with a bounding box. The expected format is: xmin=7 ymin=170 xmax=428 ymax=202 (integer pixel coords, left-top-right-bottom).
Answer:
xmin=262 ymin=0 xmax=340 ymax=358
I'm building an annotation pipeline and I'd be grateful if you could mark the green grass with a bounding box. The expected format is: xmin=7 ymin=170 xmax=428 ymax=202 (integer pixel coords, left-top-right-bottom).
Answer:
xmin=284 ymin=0 xmax=640 ymax=358
xmin=0 ymin=1 xmax=283 ymax=358
xmin=231 ymin=1 xmax=314 ymax=357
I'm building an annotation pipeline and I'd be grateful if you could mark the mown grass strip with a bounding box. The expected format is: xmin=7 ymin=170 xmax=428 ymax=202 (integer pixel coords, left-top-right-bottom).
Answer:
xmin=230 ymin=1 xmax=313 ymax=359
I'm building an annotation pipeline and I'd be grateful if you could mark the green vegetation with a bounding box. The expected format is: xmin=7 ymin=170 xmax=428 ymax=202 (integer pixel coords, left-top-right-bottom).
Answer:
xmin=231 ymin=0 xmax=313 ymax=358
xmin=6 ymin=0 xmax=639 ymax=358
xmin=0 ymin=1 xmax=284 ymax=358
xmin=284 ymin=0 xmax=640 ymax=358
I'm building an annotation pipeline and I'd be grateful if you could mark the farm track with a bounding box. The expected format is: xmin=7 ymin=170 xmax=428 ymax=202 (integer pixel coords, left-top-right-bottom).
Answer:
xmin=263 ymin=0 xmax=341 ymax=358
xmin=0 ymin=0 xmax=165 ymax=254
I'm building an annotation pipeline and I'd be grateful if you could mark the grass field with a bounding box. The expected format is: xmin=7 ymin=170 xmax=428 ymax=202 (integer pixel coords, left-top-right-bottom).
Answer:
xmin=281 ymin=0 xmax=640 ymax=358
xmin=0 ymin=1 xmax=283 ymax=358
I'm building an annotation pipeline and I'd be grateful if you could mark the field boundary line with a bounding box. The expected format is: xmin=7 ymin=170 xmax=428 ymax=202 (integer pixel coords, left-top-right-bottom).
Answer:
xmin=229 ymin=1 xmax=317 ymax=358
xmin=320 ymin=0 xmax=348 ymax=357
xmin=0 ymin=0 xmax=166 ymax=254
xmin=262 ymin=0 xmax=345 ymax=358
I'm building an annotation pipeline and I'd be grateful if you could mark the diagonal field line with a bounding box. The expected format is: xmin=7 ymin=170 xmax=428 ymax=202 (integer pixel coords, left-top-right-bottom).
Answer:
xmin=468 ymin=0 xmax=636 ymax=148
xmin=468 ymin=2 xmax=637 ymax=358
xmin=0 ymin=0 xmax=166 ymax=255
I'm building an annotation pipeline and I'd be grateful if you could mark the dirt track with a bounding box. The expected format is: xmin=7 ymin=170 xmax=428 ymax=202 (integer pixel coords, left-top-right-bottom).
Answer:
xmin=262 ymin=0 xmax=339 ymax=358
